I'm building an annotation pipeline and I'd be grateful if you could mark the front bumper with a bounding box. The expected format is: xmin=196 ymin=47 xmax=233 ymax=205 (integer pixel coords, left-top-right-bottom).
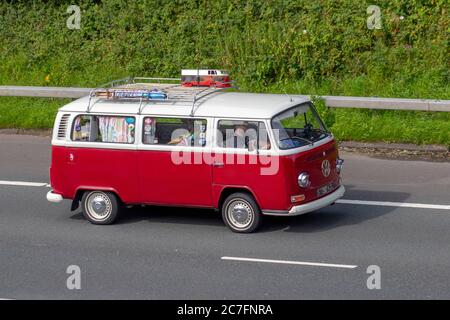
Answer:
xmin=262 ymin=185 xmax=345 ymax=216
xmin=46 ymin=190 xmax=64 ymax=203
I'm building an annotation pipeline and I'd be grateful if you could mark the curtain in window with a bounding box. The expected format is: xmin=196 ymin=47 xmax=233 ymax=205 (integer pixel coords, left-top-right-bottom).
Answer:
xmin=98 ymin=116 xmax=129 ymax=143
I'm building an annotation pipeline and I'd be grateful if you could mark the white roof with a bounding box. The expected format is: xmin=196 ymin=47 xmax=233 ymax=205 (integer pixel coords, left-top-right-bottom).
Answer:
xmin=59 ymin=91 xmax=310 ymax=119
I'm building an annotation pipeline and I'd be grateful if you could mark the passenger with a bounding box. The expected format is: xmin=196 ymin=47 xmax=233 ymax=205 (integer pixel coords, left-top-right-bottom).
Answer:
xmin=168 ymin=120 xmax=195 ymax=146
xmin=168 ymin=130 xmax=192 ymax=146
xmin=225 ymin=122 xmax=257 ymax=150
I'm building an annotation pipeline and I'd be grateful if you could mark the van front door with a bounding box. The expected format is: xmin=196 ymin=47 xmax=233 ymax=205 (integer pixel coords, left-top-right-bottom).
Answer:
xmin=212 ymin=119 xmax=284 ymax=210
xmin=138 ymin=117 xmax=213 ymax=207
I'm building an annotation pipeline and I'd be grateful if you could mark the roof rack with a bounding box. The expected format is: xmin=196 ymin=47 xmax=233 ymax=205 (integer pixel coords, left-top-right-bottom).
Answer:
xmin=86 ymin=77 xmax=237 ymax=115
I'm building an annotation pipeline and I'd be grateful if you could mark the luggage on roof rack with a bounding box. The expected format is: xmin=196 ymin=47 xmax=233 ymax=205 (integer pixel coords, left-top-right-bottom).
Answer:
xmin=86 ymin=72 xmax=237 ymax=115
xmin=92 ymin=88 xmax=168 ymax=100
xmin=181 ymin=69 xmax=231 ymax=88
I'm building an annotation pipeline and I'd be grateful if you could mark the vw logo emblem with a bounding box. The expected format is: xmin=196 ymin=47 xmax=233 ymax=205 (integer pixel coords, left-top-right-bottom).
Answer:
xmin=321 ymin=159 xmax=331 ymax=177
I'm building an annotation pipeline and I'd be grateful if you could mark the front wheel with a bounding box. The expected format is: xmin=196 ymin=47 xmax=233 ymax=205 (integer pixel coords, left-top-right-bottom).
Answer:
xmin=221 ymin=193 xmax=262 ymax=233
xmin=81 ymin=191 xmax=120 ymax=225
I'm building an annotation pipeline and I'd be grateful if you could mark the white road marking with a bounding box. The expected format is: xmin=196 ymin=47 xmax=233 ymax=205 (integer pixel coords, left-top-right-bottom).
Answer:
xmin=337 ymin=199 xmax=450 ymax=210
xmin=0 ymin=179 xmax=449 ymax=211
xmin=221 ymin=256 xmax=357 ymax=269
xmin=0 ymin=180 xmax=49 ymax=187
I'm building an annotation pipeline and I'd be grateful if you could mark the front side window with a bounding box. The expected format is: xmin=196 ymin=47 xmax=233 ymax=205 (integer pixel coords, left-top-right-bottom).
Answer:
xmin=72 ymin=115 xmax=135 ymax=144
xmin=143 ymin=117 xmax=207 ymax=147
xmin=271 ymin=103 xmax=329 ymax=150
xmin=217 ymin=120 xmax=271 ymax=151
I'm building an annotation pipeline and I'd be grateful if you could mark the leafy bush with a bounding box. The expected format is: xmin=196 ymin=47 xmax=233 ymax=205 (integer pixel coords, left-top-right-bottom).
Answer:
xmin=0 ymin=1 xmax=448 ymax=94
xmin=0 ymin=1 xmax=448 ymax=144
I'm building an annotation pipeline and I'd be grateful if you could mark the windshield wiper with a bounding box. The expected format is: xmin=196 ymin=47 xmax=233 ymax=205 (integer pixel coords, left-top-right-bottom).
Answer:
xmin=292 ymin=136 xmax=314 ymax=146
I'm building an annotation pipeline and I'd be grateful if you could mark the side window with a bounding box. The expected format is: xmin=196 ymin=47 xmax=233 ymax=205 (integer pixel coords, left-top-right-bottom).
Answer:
xmin=217 ymin=120 xmax=271 ymax=151
xmin=72 ymin=115 xmax=135 ymax=144
xmin=72 ymin=115 xmax=92 ymax=141
xmin=143 ymin=117 xmax=207 ymax=147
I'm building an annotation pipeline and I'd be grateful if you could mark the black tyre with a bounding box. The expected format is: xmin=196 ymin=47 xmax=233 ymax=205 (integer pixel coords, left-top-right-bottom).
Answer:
xmin=81 ymin=191 xmax=120 ymax=225
xmin=221 ymin=192 xmax=262 ymax=233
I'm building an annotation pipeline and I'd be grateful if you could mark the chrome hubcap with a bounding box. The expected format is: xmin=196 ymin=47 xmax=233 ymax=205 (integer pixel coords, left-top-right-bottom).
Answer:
xmin=86 ymin=192 xmax=112 ymax=221
xmin=92 ymin=197 xmax=106 ymax=214
xmin=227 ymin=200 xmax=253 ymax=229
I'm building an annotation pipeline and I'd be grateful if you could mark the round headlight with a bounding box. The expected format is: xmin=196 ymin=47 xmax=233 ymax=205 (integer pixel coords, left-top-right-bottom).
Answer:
xmin=298 ymin=172 xmax=310 ymax=188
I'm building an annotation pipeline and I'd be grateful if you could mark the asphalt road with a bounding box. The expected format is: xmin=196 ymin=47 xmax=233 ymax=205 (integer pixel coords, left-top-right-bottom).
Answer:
xmin=0 ymin=134 xmax=449 ymax=299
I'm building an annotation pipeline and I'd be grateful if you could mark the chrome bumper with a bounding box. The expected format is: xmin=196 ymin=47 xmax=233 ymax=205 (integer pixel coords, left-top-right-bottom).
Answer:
xmin=46 ymin=190 xmax=64 ymax=203
xmin=262 ymin=185 xmax=345 ymax=216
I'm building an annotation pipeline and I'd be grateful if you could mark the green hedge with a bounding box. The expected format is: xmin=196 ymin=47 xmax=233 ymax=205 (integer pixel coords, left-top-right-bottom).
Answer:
xmin=0 ymin=1 xmax=449 ymax=144
xmin=0 ymin=0 xmax=448 ymax=95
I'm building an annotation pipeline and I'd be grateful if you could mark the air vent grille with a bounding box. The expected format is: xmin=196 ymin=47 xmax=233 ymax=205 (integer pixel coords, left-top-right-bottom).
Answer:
xmin=57 ymin=114 xmax=70 ymax=139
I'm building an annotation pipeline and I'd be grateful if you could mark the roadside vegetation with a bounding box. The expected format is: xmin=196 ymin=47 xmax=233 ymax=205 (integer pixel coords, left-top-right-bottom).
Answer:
xmin=0 ymin=1 xmax=448 ymax=145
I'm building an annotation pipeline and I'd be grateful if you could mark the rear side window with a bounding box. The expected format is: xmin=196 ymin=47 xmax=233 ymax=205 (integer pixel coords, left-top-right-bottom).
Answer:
xmin=143 ymin=117 xmax=207 ymax=147
xmin=71 ymin=115 xmax=135 ymax=144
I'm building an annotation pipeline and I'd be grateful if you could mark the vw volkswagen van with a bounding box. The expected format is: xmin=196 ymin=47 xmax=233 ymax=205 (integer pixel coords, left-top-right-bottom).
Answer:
xmin=47 ymin=79 xmax=345 ymax=233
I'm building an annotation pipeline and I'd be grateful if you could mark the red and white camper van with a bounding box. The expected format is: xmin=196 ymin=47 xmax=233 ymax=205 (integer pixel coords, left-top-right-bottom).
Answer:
xmin=47 ymin=77 xmax=345 ymax=233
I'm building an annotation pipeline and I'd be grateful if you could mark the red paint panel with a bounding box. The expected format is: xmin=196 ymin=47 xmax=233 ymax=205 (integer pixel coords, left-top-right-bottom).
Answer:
xmin=50 ymin=146 xmax=138 ymax=202
xmin=138 ymin=150 xmax=213 ymax=207
xmin=211 ymin=153 xmax=289 ymax=211
xmin=281 ymin=140 xmax=340 ymax=209
xmin=50 ymin=146 xmax=70 ymax=197
xmin=50 ymin=139 xmax=340 ymax=212
xmin=212 ymin=139 xmax=340 ymax=212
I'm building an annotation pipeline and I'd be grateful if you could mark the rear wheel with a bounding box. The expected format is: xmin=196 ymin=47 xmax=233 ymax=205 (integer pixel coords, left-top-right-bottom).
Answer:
xmin=221 ymin=192 xmax=262 ymax=233
xmin=81 ymin=191 xmax=120 ymax=225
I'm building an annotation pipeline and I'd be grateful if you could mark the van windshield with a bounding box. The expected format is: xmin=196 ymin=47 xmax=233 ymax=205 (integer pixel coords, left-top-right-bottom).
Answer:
xmin=271 ymin=103 xmax=329 ymax=150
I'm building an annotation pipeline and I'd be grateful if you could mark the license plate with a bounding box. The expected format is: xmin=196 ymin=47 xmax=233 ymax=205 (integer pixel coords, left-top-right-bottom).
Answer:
xmin=317 ymin=182 xmax=336 ymax=197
